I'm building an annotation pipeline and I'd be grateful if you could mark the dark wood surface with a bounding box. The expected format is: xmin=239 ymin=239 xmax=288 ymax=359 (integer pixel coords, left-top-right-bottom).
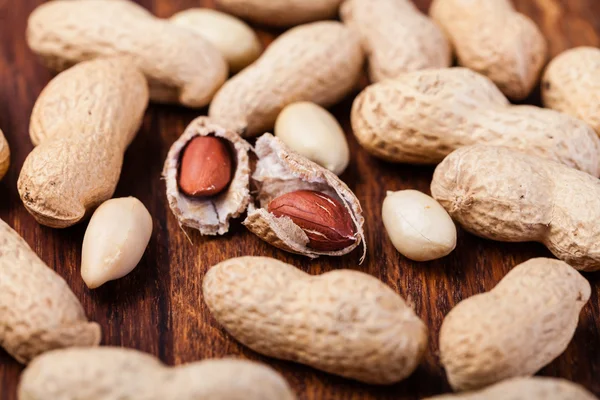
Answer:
xmin=1 ymin=0 xmax=599 ymax=399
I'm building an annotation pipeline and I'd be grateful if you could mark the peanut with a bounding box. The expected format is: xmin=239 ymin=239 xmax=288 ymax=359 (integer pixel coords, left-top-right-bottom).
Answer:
xmin=215 ymin=0 xmax=342 ymax=27
xmin=431 ymin=145 xmax=600 ymax=271
xmin=209 ymin=21 xmax=364 ymax=137
xmin=430 ymin=0 xmax=547 ymax=100
xmin=382 ymin=190 xmax=456 ymax=262
xmin=0 ymin=129 xmax=9 ymax=181
xmin=274 ymin=102 xmax=349 ymax=175
xmin=351 ymin=68 xmax=600 ymax=176
xmin=439 ymin=258 xmax=590 ymax=391
xmin=543 ymin=47 xmax=600 ymax=136
xmin=203 ymin=256 xmax=427 ymax=384
xmin=18 ymin=347 xmax=296 ymax=400
xmin=424 ymin=377 xmax=598 ymax=400
xmin=267 ymin=190 xmax=357 ymax=251
xmin=0 ymin=218 xmax=100 ymax=364
xmin=81 ymin=197 xmax=153 ymax=289
xmin=18 ymin=58 xmax=149 ymax=228
xmin=27 ymin=0 xmax=227 ymax=108
xmin=170 ymin=9 xmax=262 ymax=74
xmin=178 ymin=136 xmax=233 ymax=197
xmin=341 ymin=0 xmax=451 ymax=82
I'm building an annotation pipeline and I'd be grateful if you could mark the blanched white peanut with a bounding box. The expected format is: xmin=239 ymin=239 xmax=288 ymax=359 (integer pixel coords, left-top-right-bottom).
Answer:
xmin=275 ymin=102 xmax=350 ymax=175
xmin=382 ymin=190 xmax=456 ymax=261
xmin=81 ymin=197 xmax=152 ymax=289
xmin=170 ymin=9 xmax=262 ymax=73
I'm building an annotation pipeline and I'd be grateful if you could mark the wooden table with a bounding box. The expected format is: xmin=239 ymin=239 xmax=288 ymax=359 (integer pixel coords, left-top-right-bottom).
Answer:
xmin=1 ymin=0 xmax=599 ymax=399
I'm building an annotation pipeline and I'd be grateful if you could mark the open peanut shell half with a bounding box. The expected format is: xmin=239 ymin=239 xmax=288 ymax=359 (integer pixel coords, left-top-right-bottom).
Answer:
xmin=243 ymin=134 xmax=366 ymax=260
xmin=163 ymin=117 xmax=251 ymax=235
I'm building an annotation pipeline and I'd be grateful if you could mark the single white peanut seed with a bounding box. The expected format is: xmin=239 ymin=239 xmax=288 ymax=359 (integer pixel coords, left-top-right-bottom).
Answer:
xmin=170 ymin=9 xmax=262 ymax=73
xmin=81 ymin=197 xmax=153 ymax=289
xmin=382 ymin=190 xmax=456 ymax=261
xmin=275 ymin=102 xmax=350 ymax=175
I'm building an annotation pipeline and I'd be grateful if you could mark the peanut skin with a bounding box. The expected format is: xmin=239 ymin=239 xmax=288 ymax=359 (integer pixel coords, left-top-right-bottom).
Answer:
xmin=431 ymin=145 xmax=600 ymax=271
xmin=341 ymin=0 xmax=451 ymax=82
xmin=0 ymin=218 xmax=101 ymax=364
xmin=351 ymin=68 xmax=600 ymax=176
xmin=27 ymin=0 xmax=227 ymax=108
xmin=542 ymin=47 xmax=600 ymax=136
xmin=18 ymin=58 xmax=149 ymax=228
xmin=209 ymin=21 xmax=364 ymax=137
xmin=0 ymin=129 xmax=9 ymax=181
xmin=438 ymin=258 xmax=590 ymax=391
xmin=431 ymin=0 xmax=547 ymax=100
xmin=18 ymin=347 xmax=296 ymax=400
xmin=203 ymin=256 xmax=427 ymax=384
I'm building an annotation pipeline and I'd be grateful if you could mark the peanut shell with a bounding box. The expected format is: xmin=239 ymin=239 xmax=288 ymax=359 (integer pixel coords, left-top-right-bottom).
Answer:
xmin=352 ymin=68 xmax=600 ymax=176
xmin=163 ymin=117 xmax=251 ymax=236
xmin=203 ymin=256 xmax=427 ymax=384
xmin=0 ymin=129 xmax=9 ymax=181
xmin=0 ymin=218 xmax=101 ymax=364
xmin=243 ymin=134 xmax=365 ymax=259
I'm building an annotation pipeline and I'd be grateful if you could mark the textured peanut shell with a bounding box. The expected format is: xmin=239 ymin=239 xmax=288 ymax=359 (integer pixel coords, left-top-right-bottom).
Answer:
xmin=430 ymin=0 xmax=547 ymax=100
xmin=543 ymin=47 xmax=600 ymax=135
xmin=163 ymin=117 xmax=251 ymax=236
xmin=243 ymin=134 xmax=366 ymax=259
xmin=18 ymin=347 xmax=296 ymax=400
xmin=215 ymin=0 xmax=342 ymax=27
xmin=438 ymin=258 xmax=590 ymax=391
xmin=27 ymin=0 xmax=227 ymax=108
xmin=18 ymin=58 xmax=149 ymax=228
xmin=340 ymin=0 xmax=451 ymax=82
xmin=431 ymin=145 xmax=600 ymax=272
xmin=352 ymin=68 xmax=600 ymax=176
xmin=203 ymin=256 xmax=427 ymax=384
xmin=0 ymin=218 xmax=101 ymax=364
xmin=0 ymin=129 xmax=9 ymax=180
xmin=424 ymin=377 xmax=598 ymax=400
xmin=209 ymin=21 xmax=364 ymax=137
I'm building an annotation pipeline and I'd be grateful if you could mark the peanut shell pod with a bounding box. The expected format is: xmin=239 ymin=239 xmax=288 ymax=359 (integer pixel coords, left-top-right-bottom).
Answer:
xmin=0 ymin=129 xmax=9 ymax=181
xmin=27 ymin=0 xmax=227 ymax=108
xmin=244 ymin=134 xmax=365 ymax=259
xmin=163 ymin=117 xmax=251 ymax=235
xmin=209 ymin=21 xmax=364 ymax=137
xmin=0 ymin=218 xmax=101 ymax=364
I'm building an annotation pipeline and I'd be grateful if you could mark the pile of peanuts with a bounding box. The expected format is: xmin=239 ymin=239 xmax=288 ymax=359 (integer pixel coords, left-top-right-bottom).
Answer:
xmin=1 ymin=0 xmax=599 ymax=398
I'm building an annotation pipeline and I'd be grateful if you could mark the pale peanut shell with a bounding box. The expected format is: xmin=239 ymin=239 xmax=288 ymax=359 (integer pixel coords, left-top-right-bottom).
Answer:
xmin=203 ymin=256 xmax=427 ymax=384
xmin=18 ymin=347 xmax=296 ymax=400
xmin=209 ymin=21 xmax=364 ymax=137
xmin=340 ymin=0 xmax=451 ymax=82
xmin=18 ymin=57 xmax=149 ymax=228
xmin=0 ymin=218 xmax=101 ymax=364
xmin=542 ymin=46 xmax=600 ymax=136
xmin=430 ymin=0 xmax=547 ymax=100
xmin=215 ymin=0 xmax=342 ymax=27
xmin=0 ymin=129 xmax=9 ymax=181
xmin=163 ymin=117 xmax=251 ymax=236
xmin=431 ymin=145 xmax=600 ymax=271
xmin=27 ymin=0 xmax=227 ymax=108
xmin=439 ymin=258 xmax=590 ymax=391
xmin=351 ymin=68 xmax=600 ymax=176
xmin=243 ymin=134 xmax=365 ymax=259
xmin=424 ymin=377 xmax=598 ymax=400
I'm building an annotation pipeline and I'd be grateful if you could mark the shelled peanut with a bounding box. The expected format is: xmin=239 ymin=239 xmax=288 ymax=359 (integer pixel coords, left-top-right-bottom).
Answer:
xmin=431 ymin=145 xmax=600 ymax=271
xmin=203 ymin=256 xmax=427 ymax=384
xmin=0 ymin=218 xmax=100 ymax=364
xmin=0 ymin=129 xmax=9 ymax=180
xmin=27 ymin=0 xmax=227 ymax=107
xmin=18 ymin=347 xmax=296 ymax=400
xmin=209 ymin=21 xmax=364 ymax=137
xmin=430 ymin=0 xmax=547 ymax=100
xmin=341 ymin=0 xmax=451 ymax=82
xmin=18 ymin=58 xmax=149 ymax=228
xmin=352 ymin=68 xmax=600 ymax=176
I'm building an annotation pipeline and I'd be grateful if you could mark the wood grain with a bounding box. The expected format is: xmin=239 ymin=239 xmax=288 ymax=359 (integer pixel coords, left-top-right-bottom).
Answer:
xmin=0 ymin=0 xmax=599 ymax=399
